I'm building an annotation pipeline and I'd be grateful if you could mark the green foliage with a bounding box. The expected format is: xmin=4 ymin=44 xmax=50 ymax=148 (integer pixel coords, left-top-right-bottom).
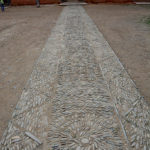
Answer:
xmin=145 ymin=17 xmax=150 ymax=25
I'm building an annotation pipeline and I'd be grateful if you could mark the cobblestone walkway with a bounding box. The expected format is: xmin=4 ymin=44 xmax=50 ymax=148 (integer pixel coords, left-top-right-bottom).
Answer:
xmin=0 ymin=6 xmax=150 ymax=150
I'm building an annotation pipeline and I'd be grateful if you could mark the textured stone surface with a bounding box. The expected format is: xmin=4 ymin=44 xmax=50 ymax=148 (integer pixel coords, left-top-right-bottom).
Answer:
xmin=0 ymin=5 xmax=149 ymax=150
xmin=47 ymin=8 xmax=126 ymax=149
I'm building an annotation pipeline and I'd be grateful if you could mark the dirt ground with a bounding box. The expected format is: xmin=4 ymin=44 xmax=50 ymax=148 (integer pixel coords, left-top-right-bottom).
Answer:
xmin=0 ymin=5 xmax=62 ymax=139
xmin=85 ymin=4 xmax=150 ymax=104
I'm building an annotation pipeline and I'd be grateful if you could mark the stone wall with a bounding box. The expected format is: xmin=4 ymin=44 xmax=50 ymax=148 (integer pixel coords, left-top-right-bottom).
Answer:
xmin=11 ymin=0 xmax=133 ymax=5
xmin=11 ymin=0 xmax=60 ymax=5
xmin=11 ymin=0 xmax=134 ymax=6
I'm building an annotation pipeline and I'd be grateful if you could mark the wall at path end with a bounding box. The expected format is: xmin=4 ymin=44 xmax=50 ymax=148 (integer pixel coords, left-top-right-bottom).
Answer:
xmin=11 ymin=0 xmax=137 ymax=5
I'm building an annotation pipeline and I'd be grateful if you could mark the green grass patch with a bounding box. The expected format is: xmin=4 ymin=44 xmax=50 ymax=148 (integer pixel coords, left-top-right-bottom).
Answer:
xmin=141 ymin=17 xmax=150 ymax=25
xmin=145 ymin=17 xmax=150 ymax=25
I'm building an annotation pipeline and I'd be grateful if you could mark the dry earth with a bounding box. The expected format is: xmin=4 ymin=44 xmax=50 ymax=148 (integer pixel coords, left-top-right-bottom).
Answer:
xmin=85 ymin=4 xmax=150 ymax=104
xmin=0 ymin=5 xmax=62 ymax=139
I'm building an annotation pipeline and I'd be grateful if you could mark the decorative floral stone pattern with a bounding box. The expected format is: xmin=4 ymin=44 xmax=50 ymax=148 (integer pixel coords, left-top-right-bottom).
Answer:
xmin=47 ymin=7 xmax=126 ymax=150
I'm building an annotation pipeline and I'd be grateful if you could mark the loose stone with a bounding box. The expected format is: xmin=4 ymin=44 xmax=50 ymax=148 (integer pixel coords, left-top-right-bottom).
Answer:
xmin=81 ymin=138 xmax=89 ymax=144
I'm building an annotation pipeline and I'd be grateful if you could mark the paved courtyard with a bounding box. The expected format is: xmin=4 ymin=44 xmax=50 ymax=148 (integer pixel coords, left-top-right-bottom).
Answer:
xmin=0 ymin=5 xmax=150 ymax=150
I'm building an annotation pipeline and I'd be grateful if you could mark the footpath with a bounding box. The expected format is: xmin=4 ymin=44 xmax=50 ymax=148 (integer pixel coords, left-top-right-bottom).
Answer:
xmin=0 ymin=5 xmax=149 ymax=150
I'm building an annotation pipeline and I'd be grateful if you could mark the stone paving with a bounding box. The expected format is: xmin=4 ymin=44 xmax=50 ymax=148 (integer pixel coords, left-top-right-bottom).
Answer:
xmin=0 ymin=5 xmax=150 ymax=150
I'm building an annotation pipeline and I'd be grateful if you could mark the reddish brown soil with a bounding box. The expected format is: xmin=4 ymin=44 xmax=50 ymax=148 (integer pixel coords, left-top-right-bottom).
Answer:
xmin=85 ymin=4 xmax=150 ymax=104
xmin=0 ymin=5 xmax=62 ymax=139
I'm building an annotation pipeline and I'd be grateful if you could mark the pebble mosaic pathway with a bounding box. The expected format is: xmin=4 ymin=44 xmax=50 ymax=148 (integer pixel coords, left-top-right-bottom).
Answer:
xmin=0 ymin=6 xmax=150 ymax=150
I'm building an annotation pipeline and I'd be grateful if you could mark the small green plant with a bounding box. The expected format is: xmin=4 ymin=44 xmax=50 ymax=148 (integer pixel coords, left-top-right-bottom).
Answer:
xmin=145 ymin=17 xmax=150 ymax=25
